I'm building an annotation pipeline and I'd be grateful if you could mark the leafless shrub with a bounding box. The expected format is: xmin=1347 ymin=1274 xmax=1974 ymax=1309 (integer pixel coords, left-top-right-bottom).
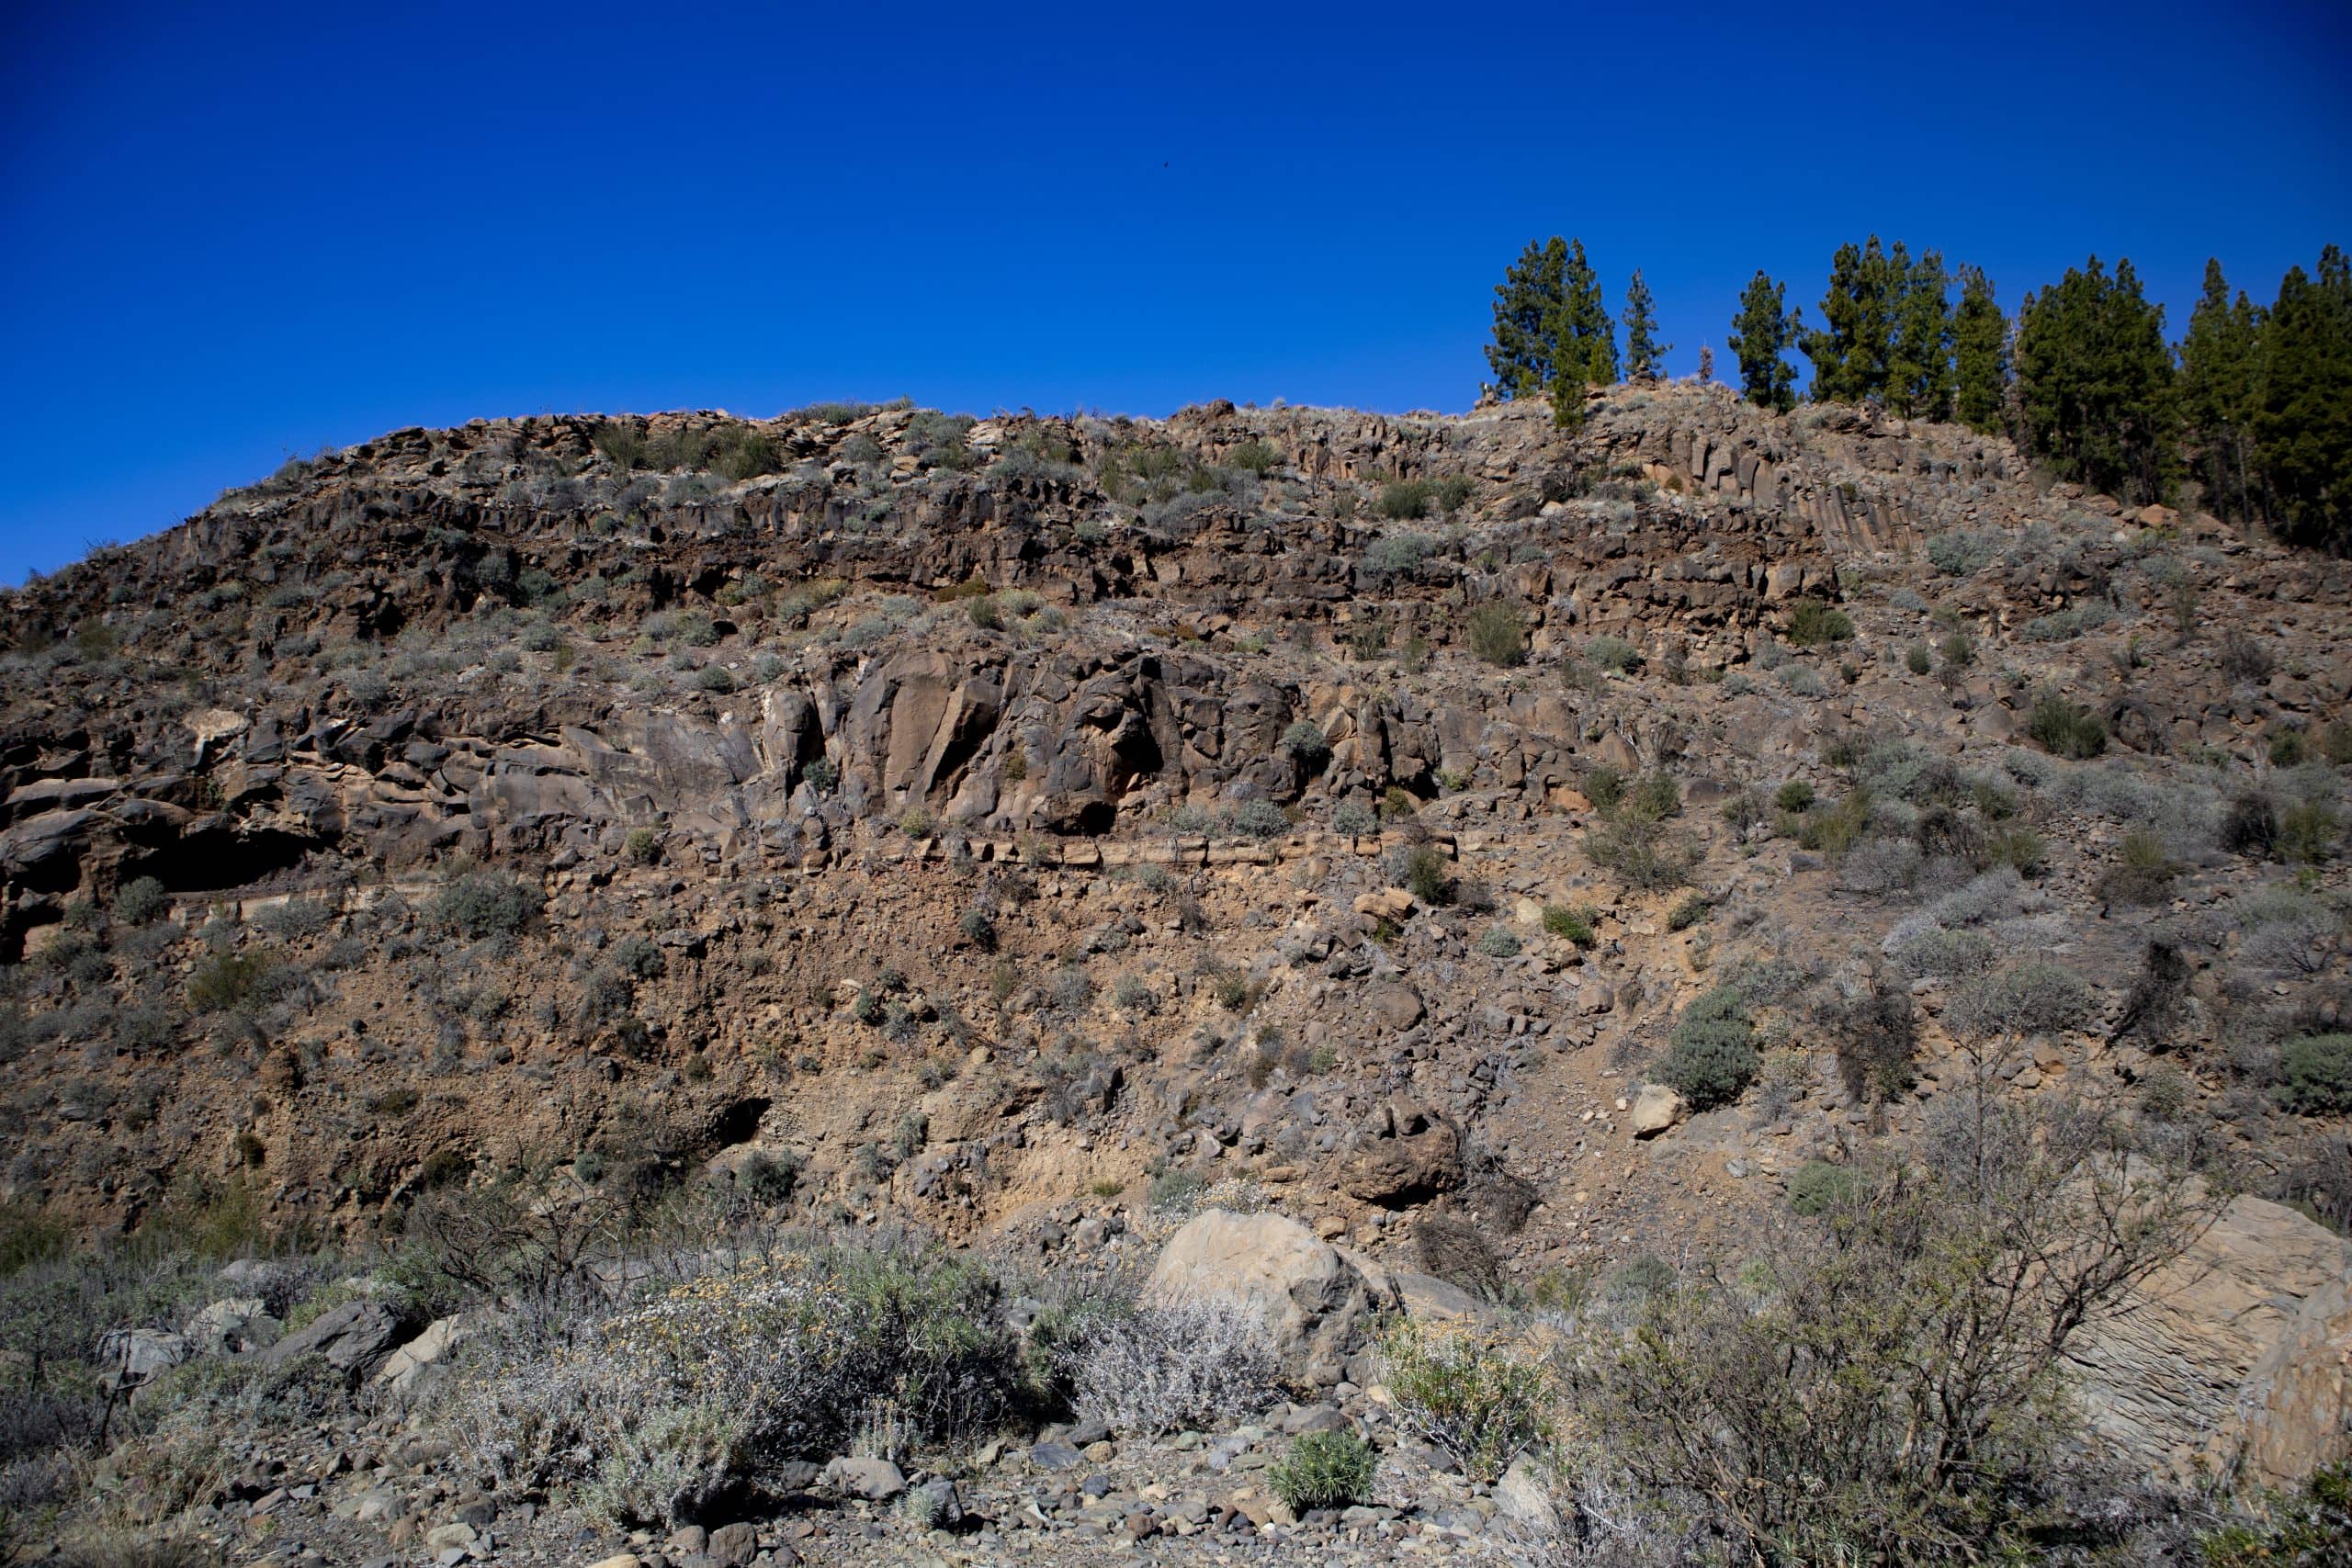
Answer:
xmin=1073 ymin=1297 xmax=1282 ymax=1436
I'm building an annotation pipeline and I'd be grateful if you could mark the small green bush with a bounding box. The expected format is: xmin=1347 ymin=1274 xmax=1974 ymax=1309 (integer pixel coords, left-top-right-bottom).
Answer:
xmin=1375 ymin=479 xmax=1434 ymax=521
xmin=958 ymin=908 xmax=996 ymax=948
xmin=2278 ymin=1035 xmax=2352 ymax=1116
xmin=1774 ymin=780 xmax=1815 ymax=813
xmin=1543 ymin=904 xmax=1597 ymax=946
xmin=1905 ymin=642 xmax=1933 ymax=675
xmin=1280 ymin=720 xmax=1330 ymax=770
xmin=1784 ymin=597 xmax=1855 ymax=647
xmin=1396 ymin=843 xmax=1449 ymax=904
xmin=1465 ymin=604 xmax=1528 ymax=668
xmin=1268 ymin=1429 xmax=1378 ymax=1512
xmin=1432 ymin=475 xmax=1475 ymax=514
xmin=2029 ymin=694 xmax=2108 ymax=760
xmin=1666 ymin=893 xmax=1711 ymax=931
xmin=1788 ymin=1159 xmax=1861 ymax=1216
xmin=624 ymin=827 xmax=662 ymax=865
xmin=2281 ymin=801 xmax=2339 ymax=864
xmin=434 ymin=873 xmax=543 ymax=939
xmin=114 ymin=874 xmax=170 ymax=926
xmin=187 ymin=950 xmax=273 ymax=1013
xmin=1475 ymin=927 xmax=1522 ymax=959
xmin=1581 ymin=763 xmax=1625 ymax=813
xmin=1588 ymin=635 xmax=1641 ymax=673
xmin=1379 ymin=1318 xmax=1552 ymax=1483
xmin=1660 ymin=986 xmax=1758 ymax=1109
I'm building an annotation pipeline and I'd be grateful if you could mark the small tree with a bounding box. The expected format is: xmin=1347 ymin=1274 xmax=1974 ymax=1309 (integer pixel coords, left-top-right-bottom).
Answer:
xmin=1951 ymin=265 xmax=2010 ymax=434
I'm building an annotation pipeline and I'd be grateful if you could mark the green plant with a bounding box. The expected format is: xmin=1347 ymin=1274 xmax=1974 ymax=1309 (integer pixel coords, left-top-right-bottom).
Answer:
xmin=434 ymin=872 xmax=543 ymax=939
xmin=1587 ymin=634 xmax=1641 ymax=673
xmin=187 ymin=950 xmax=274 ymax=1013
xmin=1773 ymin=780 xmax=1815 ymax=813
xmin=1665 ymin=892 xmax=1711 ymax=931
xmin=1542 ymin=904 xmax=1597 ymax=946
xmin=1784 ymin=597 xmax=1855 ymax=646
xmin=624 ymin=827 xmax=662 ymax=865
xmin=114 ymin=874 xmax=170 ymax=926
xmin=2029 ymin=694 xmax=2108 ymax=759
xmin=1659 ymin=985 xmax=1758 ymax=1109
xmin=2195 ymin=1461 xmax=2352 ymax=1565
xmin=1378 ymin=1318 xmax=1553 ymax=1483
xmin=1280 ymin=719 xmax=1330 ymax=771
xmin=1475 ymin=927 xmax=1522 ymax=959
xmin=1375 ymin=478 xmax=1435 ymax=521
xmin=1787 ymin=1159 xmax=1861 ymax=1216
xmin=1905 ymin=641 xmax=1932 ymax=674
xmin=1396 ymin=843 xmax=1449 ymax=904
xmin=1267 ymin=1429 xmax=1379 ymax=1512
xmin=2098 ymin=830 xmax=2177 ymax=906
xmin=2281 ymin=800 xmax=2339 ymax=864
xmin=1465 ymin=603 xmax=1528 ymax=668
xmin=2278 ymin=1035 xmax=2352 ymax=1115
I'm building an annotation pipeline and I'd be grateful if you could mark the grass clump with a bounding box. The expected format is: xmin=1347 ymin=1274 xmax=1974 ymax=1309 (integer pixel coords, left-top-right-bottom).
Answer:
xmin=1464 ymin=604 xmax=1527 ymax=668
xmin=1784 ymin=597 xmax=1855 ymax=646
xmin=1268 ymin=1429 xmax=1378 ymax=1512
xmin=1543 ymin=903 xmax=1598 ymax=946
xmin=2029 ymin=694 xmax=2108 ymax=759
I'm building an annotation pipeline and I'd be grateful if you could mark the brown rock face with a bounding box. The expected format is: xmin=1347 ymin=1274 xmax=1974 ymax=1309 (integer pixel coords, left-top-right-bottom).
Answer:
xmin=2069 ymin=1193 xmax=2352 ymax=1485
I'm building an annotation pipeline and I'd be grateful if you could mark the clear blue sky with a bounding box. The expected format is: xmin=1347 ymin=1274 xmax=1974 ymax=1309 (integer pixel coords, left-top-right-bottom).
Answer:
xmin=3 ymin=1 xmax=2346 ymax=583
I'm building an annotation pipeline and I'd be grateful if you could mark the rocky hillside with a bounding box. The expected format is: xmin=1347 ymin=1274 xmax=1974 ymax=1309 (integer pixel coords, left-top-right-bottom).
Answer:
xmin=3 ymin=381 xmax=2350 ymax=1563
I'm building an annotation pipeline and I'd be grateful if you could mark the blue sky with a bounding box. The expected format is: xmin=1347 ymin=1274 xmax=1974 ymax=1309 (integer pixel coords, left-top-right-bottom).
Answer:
xmin=2 ymin=1 xmax=2346 ymax=583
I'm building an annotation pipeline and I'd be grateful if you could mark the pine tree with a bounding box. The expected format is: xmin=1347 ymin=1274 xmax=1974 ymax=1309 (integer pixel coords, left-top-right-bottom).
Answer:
xmin=1804 ymin=237 xmax=1901 ymax=404
xmin=1728 ymin=271 xmax=1799 ymax=412
xmin=1697 ymin=344 xmax=1714 ymax=383
xmin=1623 ymin=270 xmax=1669 ymax=380
xmin=1563 ymin=239 xmax=1618 ymax=387
xmin=2177 ymin=259 xmax=2267 ymax=525
xmin=1484 ymin=237 xmax=1571 ymax=401
xmin=2014 ymin=255 xmax=2177 ymax=503
xmin=1951 ymin=266 xmax=2010 ymax=434
xmin=1889 ymin=248 xmax=1954 ymax=419
xmin=2253 ymin=245 xmax=2352 ymax=549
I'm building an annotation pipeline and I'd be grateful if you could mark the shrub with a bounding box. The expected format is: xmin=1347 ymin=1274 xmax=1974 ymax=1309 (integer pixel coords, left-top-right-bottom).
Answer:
xmin=1906 ymin=642 xmax=1933 ymax=674
xmin=455 ymin=1238 xmax=1024 ymax=1525
xmin=1227 ymin=438 xmax=1282 ymax=476
xmin=1557 ymin=1102 xmax=2219 ymax=1564
xmin=2220 ymin=628 xmax=2274 ymax=682
xmin=1433 ymin=474 xmax=1475 ymax=513
xmin=1375 ymin=478 xmax=1434 ymax=521
xmin=1787 ymin=1159 xmax=1861 ymax=1215
xmin=2221 ymin=790 xmax=2280 ymax=856
xmin=1889 ymin=926 xmax=1998 ymax=980
xmin=2195 ymin=1461 xmax=2352 ymax=1566
xmin=1395 ymin=843 xmax=1449 ymax=904
xmin=2281 ymin=800 xmax=2339 ymax=864
xmin=1363 ymin=532 xmax=1433 ymax=579
xmin=187 ymin=950 xmax=273 ymax=1013
xmin=957 ymin=908 xmax=995 ymax=949
xmin=1232 ymin=799 xmax=1290 ymax=840
xmin=2029 ymin=694 xmax=2107 ymax=759
xmin=1784 ymin=597 xmax=1855 ymax=647
xmin=1464 ymin=604 xmax=1527 ymax=668
xmin=1587 ymin=634 xmax=1641 ymax=673
xmin=1584 ymin=817 xmax=1697 ymax=891
xmin=1773 ymin=780 xmax=1815 ymax=813
xmin=1332 ymin=799 xmax=1377 ymax=835
xmin=1475 ymin=927 xmax=1522 ymax=959
xmin=1581 ymin=763 xmax=1625 ymax=813
xmin=2097 ymin=830 xmax=2177 ymax=906
xmin=1073 ymin=1299 xmax=1282 ymax=1437
xmin=1660 ymin=986 xmax=1758 ymax=1110
xmin=1378 ymin=1318 xmax=1552 ymax=1483
xmin=1666 ymin=893 xmax=1711 ymax=931
xmin=1280 ymin=720 xmax=1329 ymax=771
xmin=114 ymin=875 xmax=169 ymax=926
xmin=1542 ymin=904 xmax=1597 ymax=946
xmin=2278 ymin=1036 xmax=2352 ymax=1116
xmin=1944 ymin=961 xmax=2094 ymax=1041
xmin=1924 ymin=529 xmax=1996 ymax=576
xmin=624 ymin=828 xmax=662 ymax=865
xmin=1818 ymin=987 xmax=1919 ymax=1100
xmin=1268 ymin=1429 xmax=1378 ymax=1513
xmin=434 ymin=873 xmax=542 ymax=939
xmin=2270 ymin=728 xmax=2310 ymax=767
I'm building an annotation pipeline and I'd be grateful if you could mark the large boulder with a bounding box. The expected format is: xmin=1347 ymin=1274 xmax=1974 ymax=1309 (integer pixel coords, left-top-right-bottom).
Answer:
xmin=1343 ymin=1106 xmax=1463 ymax=1208
xmin=261 ymin=1298 xmax=408 ymax=1377
xmin=1143 ymin=1209 xmax=1400 ymax=1385
xmin=2069 ymin=1192 xmax=2352 ymax=1486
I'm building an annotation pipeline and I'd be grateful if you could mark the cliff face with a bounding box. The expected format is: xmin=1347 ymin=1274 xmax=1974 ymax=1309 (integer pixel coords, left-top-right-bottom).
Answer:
xmin=3 ymin=382 xmax=2348 ymax=1481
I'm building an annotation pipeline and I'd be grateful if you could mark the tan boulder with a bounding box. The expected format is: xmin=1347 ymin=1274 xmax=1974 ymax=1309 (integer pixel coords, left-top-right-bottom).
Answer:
xmin=1629 ymin=1084 xmax=1685 ymax=1138
xmin=2069 ymin=1192 xmax=2352 ymax=1485
xmin=1144 ymin=1209 xmax=1400 ymax=1386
